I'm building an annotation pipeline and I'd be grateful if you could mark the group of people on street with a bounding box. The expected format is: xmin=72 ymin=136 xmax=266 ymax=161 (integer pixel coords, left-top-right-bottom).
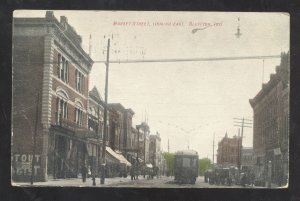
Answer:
xmin=80 ymin=162 xmax=162 ymax=184
xmin=130 ymin=164 xmax=160 ymax=181
xmin=204 ymin=167 xmax=256 ymax=187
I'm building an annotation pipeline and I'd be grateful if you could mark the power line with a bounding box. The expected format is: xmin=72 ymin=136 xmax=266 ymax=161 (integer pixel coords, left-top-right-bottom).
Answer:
xmin=12 ymin=55 xmax=280 ymax=65
xmin=98 ymin=55 xmax=280 ymax=63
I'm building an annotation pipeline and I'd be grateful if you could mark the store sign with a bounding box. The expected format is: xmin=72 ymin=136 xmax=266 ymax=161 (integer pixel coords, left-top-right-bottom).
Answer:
xmin=11 ymin=153 xmax=41 ymax=176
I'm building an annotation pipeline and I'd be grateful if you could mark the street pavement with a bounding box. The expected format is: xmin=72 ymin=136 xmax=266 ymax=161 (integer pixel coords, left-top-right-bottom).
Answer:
xmin=13 ymin=176 xmax=256 ymax=188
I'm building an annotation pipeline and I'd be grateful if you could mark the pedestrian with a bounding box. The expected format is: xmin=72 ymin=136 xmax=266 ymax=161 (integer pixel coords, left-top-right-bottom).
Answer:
xmin=135 ymin=166 xmax=139 ymax=180
xmin=130 ymin=166 xmax=135 ymax=180
xmin=81 ymin=165 xmax=87 ymax=183
xmin=241 ymin=173 xmax=247 ymax=187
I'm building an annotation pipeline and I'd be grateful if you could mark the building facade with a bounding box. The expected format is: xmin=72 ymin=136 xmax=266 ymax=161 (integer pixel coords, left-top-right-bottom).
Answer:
xmin=12 ymin=11 xmax=94 ymax=181
xmin=217 ymin=133 xmax=242 ymax=167
xmin=249 ymin=52 xmax=289 ymax=186
xmin=87 ymin=86 xmax=106 ymax=176
xmin=149 ymin=132 xmax=161 ymax=167
xmin=137 ymin=122 xmax=150 ymax=164
xmin=108 ymin=103 xmax=125 ymax=152
xmin=241 ymin=147 xmax=254 ymax=171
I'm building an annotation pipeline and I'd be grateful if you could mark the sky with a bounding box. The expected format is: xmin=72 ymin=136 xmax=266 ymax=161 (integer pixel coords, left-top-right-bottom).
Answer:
xmin=14 ymin=11 xmax=289 ymax=161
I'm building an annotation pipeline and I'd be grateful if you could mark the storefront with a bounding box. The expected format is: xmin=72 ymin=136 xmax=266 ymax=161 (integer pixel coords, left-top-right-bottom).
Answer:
xmin=47 ymin=127 xmax=88 ymax=179
xmin=105 ymin=147 xmax=131 ymax=178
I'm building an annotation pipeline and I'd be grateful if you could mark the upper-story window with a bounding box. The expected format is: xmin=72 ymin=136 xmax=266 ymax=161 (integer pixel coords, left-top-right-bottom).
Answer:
xmin=56 ymin=90 xmax=69 ymax=125
xmin=88 ymin=106 xmax=99 ymax=132
xmin=75 ymin=101 xmax=84 ymax=126
xmin=75 ymin=69 xmax=84 ymax=94
xmin=57 ymin=53 xmax=69 ymax=83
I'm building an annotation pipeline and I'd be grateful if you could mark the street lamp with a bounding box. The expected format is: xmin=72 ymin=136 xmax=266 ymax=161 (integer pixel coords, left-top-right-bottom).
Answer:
xmin=191 ymin=26 xmax=209 ymax=34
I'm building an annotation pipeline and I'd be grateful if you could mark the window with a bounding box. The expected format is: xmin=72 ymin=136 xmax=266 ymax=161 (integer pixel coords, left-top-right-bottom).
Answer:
xmin=75 ymin=69 xmax=84 ymax=94
xmin=57 ymin=97 xmax=68 ymax=125
xmin=75 ymin=102 xmax=84 ymax=126
xmin=75 ymin=108 xmax=83 ymax=126
xmin=58 ymin=54 xmax=69 ymax=83
xmin=88 ymin=117 xmax=98 ymax=132
xmin=182 ymin=158 xmax=191 ymax=167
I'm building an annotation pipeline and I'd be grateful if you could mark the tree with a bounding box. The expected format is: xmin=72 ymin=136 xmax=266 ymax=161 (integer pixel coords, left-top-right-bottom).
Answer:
xmin=163 ymin=152 xmax=175 ymax=176
xmin=198 ymin=158 xmax=212 ymax=176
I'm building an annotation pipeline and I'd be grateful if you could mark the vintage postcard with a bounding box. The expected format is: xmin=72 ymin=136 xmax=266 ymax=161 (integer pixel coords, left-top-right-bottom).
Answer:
xmin=11 ymin=10 xmax=289 ymax=188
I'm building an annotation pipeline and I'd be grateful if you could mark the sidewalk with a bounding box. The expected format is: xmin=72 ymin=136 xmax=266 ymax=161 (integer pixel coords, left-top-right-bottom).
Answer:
xmin=12 ymin=176 xmax=141 ymax=187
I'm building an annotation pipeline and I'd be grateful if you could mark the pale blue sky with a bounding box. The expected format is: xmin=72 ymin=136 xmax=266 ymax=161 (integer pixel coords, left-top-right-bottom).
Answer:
xmin=14 ymin=11 xmax=289 ymax=160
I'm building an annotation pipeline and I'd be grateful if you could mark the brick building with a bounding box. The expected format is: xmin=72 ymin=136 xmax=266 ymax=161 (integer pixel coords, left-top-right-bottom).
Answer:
xmin=87 ymin=86 xmax=105 ymax=176
xmin=241 ymin=147 xmax=254 ymax=171
xmin=149 ymin=132 xmax=161 ymax=167
xmin=12 ymin=11 xmax=93 ymax=181
xmin=122 ymin=109 xmax=135 ymax=163
xmin=249 ymin=52 xmax=289 ymax=186
xmin=217 ymin=133 xmax=242 ymax=167
xmin=136 ymin=122 xmax=150 ymax=164
xmin=108 ymin=103 xmax=125 ymax=152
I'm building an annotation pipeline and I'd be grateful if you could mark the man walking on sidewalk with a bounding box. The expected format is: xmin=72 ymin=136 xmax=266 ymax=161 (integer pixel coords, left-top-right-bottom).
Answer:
xmin=81 ymin=165 xmax=87 ymax=183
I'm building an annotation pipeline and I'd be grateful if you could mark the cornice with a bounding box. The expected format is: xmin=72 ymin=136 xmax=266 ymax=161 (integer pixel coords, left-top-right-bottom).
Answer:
xmin=14 ymin=17 xmax=93 ymax=74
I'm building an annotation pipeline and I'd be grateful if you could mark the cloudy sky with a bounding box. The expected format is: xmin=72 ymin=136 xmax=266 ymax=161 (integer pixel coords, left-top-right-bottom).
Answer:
xmin=14 ymin=11 xmax=289 ymax=160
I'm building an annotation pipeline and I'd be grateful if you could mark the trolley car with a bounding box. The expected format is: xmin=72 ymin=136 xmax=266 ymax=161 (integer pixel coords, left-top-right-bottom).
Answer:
xmin=174 ymin=150 xmax=199 ymax=184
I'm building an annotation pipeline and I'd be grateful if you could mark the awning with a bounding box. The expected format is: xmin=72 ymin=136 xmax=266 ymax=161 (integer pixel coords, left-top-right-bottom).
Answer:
xmin=146 ymin=163 xmax=153 ymax=168
xmin=274 ymin=148 xmax=281 ymax=155
xmin=106 ymin=147 xmax=131 ymax=167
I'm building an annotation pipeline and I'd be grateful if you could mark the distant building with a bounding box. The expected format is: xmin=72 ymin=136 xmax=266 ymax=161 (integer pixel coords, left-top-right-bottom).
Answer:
xmin=217 ymin=133 xmax=242 ymax=167
xmin=137 ymin=122 xmax=150 ymax=164
xmin=149 ymin=132 xmax=161 ymax=167
xmin=12 ymin=11 xmax=93 ymax=181
xmin=107 ymin=103 xmax=135 ymax=162
xmin=249 ymin=52 xmax=289 ymax=185
xmin=241 ymin=147 xmax=254 ymax=171
xmin=87 ymin=86 xmax=105 ymax=175
xmin=108 ymin=103 xmax=125 ymax=152
xmin=122 ymin=109 xmax=135 ymax=162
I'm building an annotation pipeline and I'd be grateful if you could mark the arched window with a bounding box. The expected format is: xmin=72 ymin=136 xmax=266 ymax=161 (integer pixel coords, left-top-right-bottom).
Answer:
xmin=75 ymin=101 xmax=84 ymax=126
xmin=56 ymin=89 xmax=69 ymax=125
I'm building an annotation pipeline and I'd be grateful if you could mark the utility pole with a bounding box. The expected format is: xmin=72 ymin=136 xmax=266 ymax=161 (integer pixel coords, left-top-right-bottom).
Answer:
xmin=92 ymin=104 xmax=101 ymax=186
xmin=31 ymin=93 xmax=40 ymax=185
xmin=136 ymin=125 xmax=141 ymax=179
xmin=233 ymin=117 xmax=252 ymax=171
xmin=101 ymin=38 xmax=110 ymax=185
xmin=144 ymin=125 xmax=146 ymax=166
xmin=262 ymin=59 xmax=265 ymax=84
xmin=237 ymin=128 xmax=241 ymax=170
xmin=168 ymin=139 xmax=170 ymax=153
xmin=212 ymin=133 xmax=215 ymax=166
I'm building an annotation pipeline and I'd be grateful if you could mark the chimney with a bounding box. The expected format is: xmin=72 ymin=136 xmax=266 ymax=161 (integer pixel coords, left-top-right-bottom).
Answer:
xmin=60 ymin=16 xmax=68 ymax=30
xmin=60 ymin=16 xmax=68 ymax=24
xmin=45 ymin=11 xmax=54 ymax=19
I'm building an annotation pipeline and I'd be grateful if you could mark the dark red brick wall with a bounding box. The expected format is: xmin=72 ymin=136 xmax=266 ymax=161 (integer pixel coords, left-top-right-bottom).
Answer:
xmin=12 ymin=36 xmax=45 ymax=159
xmin=51 ymin=49 xmax=89 ymax=129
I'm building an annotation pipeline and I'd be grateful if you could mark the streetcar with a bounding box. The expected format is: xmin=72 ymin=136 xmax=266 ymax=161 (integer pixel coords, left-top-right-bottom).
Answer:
xmin=174 ymin=150 xmax=199 ymax=184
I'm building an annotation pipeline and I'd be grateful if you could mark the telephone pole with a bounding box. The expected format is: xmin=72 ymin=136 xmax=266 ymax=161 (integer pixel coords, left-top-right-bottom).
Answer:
xmin=212 ymin=133 xmax=215 ymax=166
xmin=233 ymin=117 xmax=252 ymax=170
xmin=30 ymin=93 xmax=40 ymax=185
xmin=101 ymin=38 xmax=110 ymax=185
